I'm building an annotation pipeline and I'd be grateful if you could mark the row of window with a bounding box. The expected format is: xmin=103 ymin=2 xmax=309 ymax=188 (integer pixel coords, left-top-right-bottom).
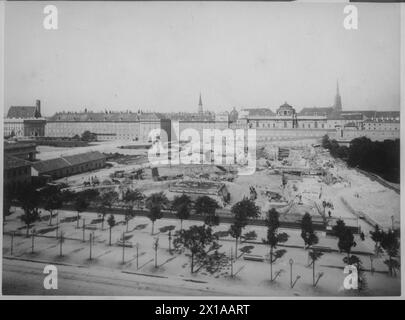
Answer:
xmin=252 ymin=121 xmax=326 ymax=129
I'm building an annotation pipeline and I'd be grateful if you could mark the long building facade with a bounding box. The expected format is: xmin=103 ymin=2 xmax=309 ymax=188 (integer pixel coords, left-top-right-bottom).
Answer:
xmin=44 ymin=111 xmax=172 ymax=143
xmin=5 ymin=88 xmax=400 ymax=144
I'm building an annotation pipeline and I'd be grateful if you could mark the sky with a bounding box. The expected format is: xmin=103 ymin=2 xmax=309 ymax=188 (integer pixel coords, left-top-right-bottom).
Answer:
xmin=4 ymin=2 xmax=401 ymax=116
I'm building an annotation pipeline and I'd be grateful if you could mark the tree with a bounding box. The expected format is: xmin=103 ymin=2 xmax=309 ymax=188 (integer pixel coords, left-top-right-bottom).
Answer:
xmin=263 ymin=208 xmax=289 ymax=281
xmin=229 ymin=198 xmax=260 ymax=258
xmin=335 ymin=223 xmax=367 ymax=291
xmin=81 ymin=130 xmax=97 ymax=142
xmin=125 ymin=189 xmax=144 ymax=208
xmin=337 ymin=227 xmax=357 ymax=260
xmin=79 ymin=189 xmax=99 ymax=202
xmin=172 ymin=194 xmax=192 ymax=230
xmin=74 ymin=195 xmax=89 ymax=228
xmin=61 ymin=189 xmax=75 ymax=203
xmin=332 ymin=219 xmax=347 ymax=241
xmin=369 ymin=225 xmax=385 ymax=256
xmin=20 ymin=208 xmax=41 ymax=237
xmin=107 ymin=214 xmax=116 ymax=246
xmin=195 ymin=196 xmax=220 ymax=227
xmin=173 ymin=225 xmax=227 ymax=274
xmin=98 ymin=191 xmax=118 ymax=230
xmin=41 ymin=185 xmax=63 ymax=226
xmin=145 ymin=192 xmax=169 ymax=235
xmin=122 ymin=189 xmax=143 ymax=231
xmin=308 ymin=249 xmax=323 ymax=287
xmin=300 ymin=212 xmax=319 ymax=249
xmin=380 ymin=228 xmax=400 ymax=276
xmin=321 ymin=135 xmax=331 ymax=150
xmin=17 ymin=185 xmax=41 ymax=236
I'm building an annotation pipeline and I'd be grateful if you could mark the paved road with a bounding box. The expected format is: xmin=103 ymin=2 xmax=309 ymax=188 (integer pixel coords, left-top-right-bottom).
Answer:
xmin=2 ymin=257 xmax=235 ymax=296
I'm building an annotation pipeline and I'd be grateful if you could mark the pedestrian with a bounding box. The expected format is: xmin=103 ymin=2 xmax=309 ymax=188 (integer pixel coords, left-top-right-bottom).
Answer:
xmin=328 ymin=210 xmax=331 ymax=218
xmin=360 ymin=232 xmax=365 ymax=241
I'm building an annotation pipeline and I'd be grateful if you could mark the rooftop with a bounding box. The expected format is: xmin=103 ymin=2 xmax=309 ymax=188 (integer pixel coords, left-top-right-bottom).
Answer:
xmin=298 ymin=107 xmax=335 ymax=116
xmin=4 ymin=155 xmax=32 ymax=170
xmin=4 ymin=142 xmax=37 ymax=151
xmin=47 ymin=111 xmax=165 ymax=122
xmin=32 ymin=151 xmax=107 ymax=174
xmin=7 ymin=106 xmax=40 ymax=119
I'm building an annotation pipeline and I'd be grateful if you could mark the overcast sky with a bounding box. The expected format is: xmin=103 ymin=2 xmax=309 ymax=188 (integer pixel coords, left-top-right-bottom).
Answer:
xmin=4 ymin=2 xmax=401 ymax=116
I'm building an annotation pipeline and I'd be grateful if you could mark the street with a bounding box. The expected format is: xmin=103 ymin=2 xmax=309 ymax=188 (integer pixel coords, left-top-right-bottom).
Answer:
xmin=2 ymin=257 xmax=236 ymax=296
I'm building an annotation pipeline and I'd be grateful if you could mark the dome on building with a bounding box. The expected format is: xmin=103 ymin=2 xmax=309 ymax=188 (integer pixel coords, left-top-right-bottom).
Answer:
xmin=276 ymin=102 xmax=295 ymax=116
xmin=229 ymin=107 xmax=239 ymax=122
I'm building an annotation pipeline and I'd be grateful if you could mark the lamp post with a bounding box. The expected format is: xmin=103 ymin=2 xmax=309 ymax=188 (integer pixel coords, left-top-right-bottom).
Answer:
xmin=59 ymin=232 xmax=64 ymax=257
xmin=82 ymin=218 xmax=86 ymax=242
xmin=10 ymin=231 xmax=15 ymax=256
xmin=153 ymin=237 xmax=159 ymax=268
xmin=136 ymin=243 xmax=139 ymax=270
xmin=122 ymin=232 xmax=125 ymax=264
xmin=289 ymin=258 xmax=294 ymax=288
xmin=230 ymin=248 xmax=234 ymax=278
xmin=56 ymin=213 xmax=59 ymax=239
xmin=89 ymin=232 xmax=93 ymax=260
xmin=168 ymin=231 xmax=172 ymax=254
xmin=31 ymin=228 xmax=36 ymax=254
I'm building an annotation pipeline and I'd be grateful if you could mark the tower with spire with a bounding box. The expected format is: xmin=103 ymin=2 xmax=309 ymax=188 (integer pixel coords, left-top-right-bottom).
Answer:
xmin=334 ymin=80 xmax=342 ymax=112
xmin=198 ymin=93 xmax=203 ymax=114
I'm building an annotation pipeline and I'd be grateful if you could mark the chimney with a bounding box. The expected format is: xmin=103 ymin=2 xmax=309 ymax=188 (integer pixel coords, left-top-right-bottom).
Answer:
xmin=35 ymin=100 xmax=41 ymax=117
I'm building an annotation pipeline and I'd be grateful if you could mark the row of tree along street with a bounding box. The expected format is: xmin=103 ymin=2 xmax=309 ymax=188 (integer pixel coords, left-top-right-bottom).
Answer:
xmin=322 ymin=135 xmax=400 ymax=183
xmin=4 ymin=183 xmax=400 ymax=293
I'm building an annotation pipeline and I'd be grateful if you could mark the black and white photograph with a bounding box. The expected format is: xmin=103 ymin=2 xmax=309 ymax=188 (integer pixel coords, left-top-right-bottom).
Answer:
xmin=1 ymin=0 xmax=403 ymax=299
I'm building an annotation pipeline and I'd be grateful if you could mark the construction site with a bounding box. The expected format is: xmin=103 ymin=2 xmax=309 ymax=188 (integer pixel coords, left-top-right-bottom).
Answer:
xmin=31 ymin=136 xmax=399 ymax=235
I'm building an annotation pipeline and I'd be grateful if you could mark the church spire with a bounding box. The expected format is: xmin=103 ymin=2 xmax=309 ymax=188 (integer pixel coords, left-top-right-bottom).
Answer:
xmin=198 ymin=93 xmax=203 ymax=114
xmin=334 ymin=80 xmax=342 ymax=112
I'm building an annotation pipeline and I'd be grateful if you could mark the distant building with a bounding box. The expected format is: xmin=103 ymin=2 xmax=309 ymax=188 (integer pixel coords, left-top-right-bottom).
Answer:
xmin=45 ymin=110 xmax=171 ymax=143
xmin=215 ymin=111 xmax=229 ymax=122
xmin=334 ymin=81 xmax=342 ymax=112
xmin=335 ymin=125 xmax=400 ymax=144
xmin=363 ymin=119 xmax=400 ymax=131
xmin=198 ymin=93 xmax=203 ymax=114
xmin=4 ymin=100 xmax=46 ymax=138
xmin=238 ymin=102 xmax=327 ymax=130
xmin=299 ymin=107 xmax=335 ymax=117
xmin=31 ymin=151 xmax=107 ymax=180
xmin=229 ymin=107 xmax=239 ymax=123
xmin=235 ymin=82 xmax=399 ymax=136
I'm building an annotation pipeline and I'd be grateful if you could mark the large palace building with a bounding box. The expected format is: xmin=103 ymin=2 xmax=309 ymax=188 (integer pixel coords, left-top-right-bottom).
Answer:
xmin=234 ymin=82 xmax=399 ymax=143
xmin=44 ymin=110 xmax=172 ymax=143
xmin=4 ymin=85 xmax=400 ymax=143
